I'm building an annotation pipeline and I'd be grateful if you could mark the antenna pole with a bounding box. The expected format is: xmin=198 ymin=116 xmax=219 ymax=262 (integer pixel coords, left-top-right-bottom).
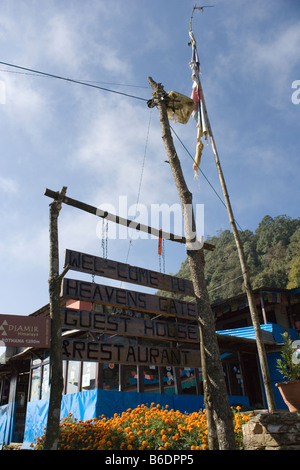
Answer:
xmin=190 ymin=9 xmax=276 ymax=412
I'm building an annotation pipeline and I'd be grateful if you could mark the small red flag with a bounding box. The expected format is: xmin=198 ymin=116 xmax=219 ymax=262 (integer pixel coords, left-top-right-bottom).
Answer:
xmin=158 ymin=229 xmax=162 ymax=255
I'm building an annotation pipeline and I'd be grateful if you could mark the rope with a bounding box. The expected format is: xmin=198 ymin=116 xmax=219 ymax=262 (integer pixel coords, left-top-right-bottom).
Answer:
xmin=124 ymin=109 xmax=152 ymax=265
xmin=101 ymin=219 xmax=108 ymax=259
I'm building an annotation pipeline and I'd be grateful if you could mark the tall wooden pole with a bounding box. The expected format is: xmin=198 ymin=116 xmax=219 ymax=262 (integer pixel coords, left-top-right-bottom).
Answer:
xmin=148 ymin=77 xmax=236 ymax=450
xmin=188 ymin=15 xmax=276 ymax=412
xmin=209 ymin=130 xmax=276 ymax=412
xmin=44 ymin=186 xmax=69 ymax=450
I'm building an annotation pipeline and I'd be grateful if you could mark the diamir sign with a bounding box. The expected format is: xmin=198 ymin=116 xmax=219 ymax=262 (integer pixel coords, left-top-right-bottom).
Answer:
xmin=0 ymin=314 xmax=50 ymax=348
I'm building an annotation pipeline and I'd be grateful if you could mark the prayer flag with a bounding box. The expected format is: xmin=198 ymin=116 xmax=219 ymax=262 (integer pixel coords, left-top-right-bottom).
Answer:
xmin=189 ymin=31 xmax=210 ymax=177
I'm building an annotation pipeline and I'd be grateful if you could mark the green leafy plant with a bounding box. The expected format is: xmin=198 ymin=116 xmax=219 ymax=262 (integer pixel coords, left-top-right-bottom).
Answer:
xmin=276 ymin=332 xmax=300 ymax=382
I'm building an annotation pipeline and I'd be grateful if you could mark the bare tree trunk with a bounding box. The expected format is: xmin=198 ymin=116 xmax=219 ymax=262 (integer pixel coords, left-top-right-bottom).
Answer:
xmin=44 ymin=186 xmax=69 ymax=450
xmin=199 ymin=324 xmax=218 ymax=450
xmin=148 ymin=78 xmax=236 ymax=450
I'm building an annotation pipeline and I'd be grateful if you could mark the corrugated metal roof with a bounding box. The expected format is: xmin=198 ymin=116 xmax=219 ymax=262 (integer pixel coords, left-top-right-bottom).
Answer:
xmin=216 ymin=323 xmax=299 ymax=344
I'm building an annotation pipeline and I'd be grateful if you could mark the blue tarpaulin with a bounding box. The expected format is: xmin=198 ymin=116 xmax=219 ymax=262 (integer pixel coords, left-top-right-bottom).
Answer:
xmin=0 ymin=403 xmax=13 ymax=445
xmin=21 ymin=389 xmax=249 ymax=449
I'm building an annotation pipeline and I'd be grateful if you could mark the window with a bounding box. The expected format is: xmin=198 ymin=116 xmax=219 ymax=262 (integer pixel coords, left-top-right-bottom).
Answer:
xmin=82 ymin=362 xmax=96 ymax=391
xmin=179 ymin=368 xmax=198 ymax=395
xmin=30 ymin=367 xmax=41 ymax=401
xmin=41 ymin=363 xmax=50 ymax=399
xmin=221 ymin=351 xmax=245 ymax=396
xmin=142 ymin=366 xmax=160 ymax=394
xmin=162 ymin=366 xmax=176 ymax=395
xmin=122 ymin=365 xmax=137 ymax=392
xmin=103 ymin=363 xmax=119 ymax=390
xmin=0 ymin=378 xmax=10 ymax=405
xmin=66 ymin=361 xmax=81 ymax=394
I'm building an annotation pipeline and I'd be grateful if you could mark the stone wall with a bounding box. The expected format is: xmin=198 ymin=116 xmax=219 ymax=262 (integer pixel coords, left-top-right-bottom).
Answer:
xmin=242 ymin=410 xmax=300 ymax=450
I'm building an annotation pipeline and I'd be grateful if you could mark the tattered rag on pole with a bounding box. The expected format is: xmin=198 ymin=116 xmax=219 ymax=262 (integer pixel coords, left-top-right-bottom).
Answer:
xmin=189 ymin=31 xmax=210 ymax=177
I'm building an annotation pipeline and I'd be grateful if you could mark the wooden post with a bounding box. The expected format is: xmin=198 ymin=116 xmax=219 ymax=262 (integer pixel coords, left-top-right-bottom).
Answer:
xmin=44 ymin=186 xmax=69 ymax=450
xmin=147 ymin=77 xmax=236 ymax=450
xmin=208 ymin=131 xmax=276 ymax=412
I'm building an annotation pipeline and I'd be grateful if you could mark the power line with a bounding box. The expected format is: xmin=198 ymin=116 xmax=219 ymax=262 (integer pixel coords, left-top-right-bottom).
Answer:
xmin=170 ymin=125 xmax=243 ymax=231
xmin=0 ymin=67 xmax=149 ymax=89
xmin=1 ymin=61 xmax=243 ymax=230
xmin=0 ymin=61 xmax=148 ymax=102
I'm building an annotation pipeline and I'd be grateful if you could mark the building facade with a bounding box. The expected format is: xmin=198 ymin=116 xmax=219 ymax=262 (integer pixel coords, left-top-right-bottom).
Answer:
xmin=1 ymin=286 xmax=299 ymax=448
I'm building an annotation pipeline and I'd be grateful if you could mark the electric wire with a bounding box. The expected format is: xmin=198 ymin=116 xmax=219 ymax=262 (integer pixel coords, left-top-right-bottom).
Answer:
xmin=0 ymin=61 xmax=148 ymax=102
xmin=1 ymin=60 xmax=243 ymax=231
xmin=170 ymin=124 xmax=243 ymax=232
xmin=0 ymin=67 xmax=149 ymax=89
xmin=185 ymin=274 xmax=245 ymax=305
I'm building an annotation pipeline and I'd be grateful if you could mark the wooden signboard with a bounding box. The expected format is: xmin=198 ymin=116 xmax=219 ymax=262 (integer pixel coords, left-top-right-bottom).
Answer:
xmin=62 ymin=337 xmax=201 ymax=368
xmin=60 ymin=249 xmax=201 ymax=368
xmin=61 ymin=308 xmax=199 ymax=344
xmin=0 ymin=314 xmax=50 ymax=348
xmin=62 ymin=278 xmax=197 ymax=321
xmin=64 ymin=249 xmax=195 ymax=297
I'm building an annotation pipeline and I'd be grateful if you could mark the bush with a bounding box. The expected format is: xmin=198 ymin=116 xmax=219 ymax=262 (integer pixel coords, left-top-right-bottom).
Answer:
xmin=32 ymin=403 xmax=252 ymax=450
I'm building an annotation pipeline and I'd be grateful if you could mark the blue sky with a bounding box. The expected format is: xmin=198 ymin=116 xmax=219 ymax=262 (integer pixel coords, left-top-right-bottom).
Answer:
xmin=0 ymin=0 xmax=299 ymax=316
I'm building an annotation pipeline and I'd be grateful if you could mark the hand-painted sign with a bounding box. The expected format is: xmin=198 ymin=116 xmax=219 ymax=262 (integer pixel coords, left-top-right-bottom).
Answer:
xmin=0 ymin=314 xmax=50 ymax=348
xmin=62 ymin=278 xmax=197 ymax=321
xmin=61 ymin=308 xmax=199 ymax=343
xmin=62 ymin=337 xmax=201 ymax=367
xmin=64 ymin=249 xmax=195 ymax=297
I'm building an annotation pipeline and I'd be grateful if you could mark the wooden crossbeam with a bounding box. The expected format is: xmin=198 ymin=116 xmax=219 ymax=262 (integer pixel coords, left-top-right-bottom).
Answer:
xmin=44 ymin=188 xmax=215 ymax=251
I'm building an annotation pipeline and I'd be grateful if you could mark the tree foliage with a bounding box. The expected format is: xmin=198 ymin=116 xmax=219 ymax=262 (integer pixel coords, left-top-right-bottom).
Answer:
xmin=175 ymin=215 xmax=300 ymax=303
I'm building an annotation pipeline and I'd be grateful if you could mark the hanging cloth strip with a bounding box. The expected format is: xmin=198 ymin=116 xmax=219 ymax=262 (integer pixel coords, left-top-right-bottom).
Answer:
xmin=158 ymin=229 xmax=166 ymax=273
xmin=189 ymin=30 xmax=210 ymax=177
xmin=158 ymin=229 xmax=163 ymax=256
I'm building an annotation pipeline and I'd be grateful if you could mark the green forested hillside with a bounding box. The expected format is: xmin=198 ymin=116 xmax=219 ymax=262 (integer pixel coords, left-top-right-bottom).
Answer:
xmin=175 ymin=215 xmax=300 ymax=303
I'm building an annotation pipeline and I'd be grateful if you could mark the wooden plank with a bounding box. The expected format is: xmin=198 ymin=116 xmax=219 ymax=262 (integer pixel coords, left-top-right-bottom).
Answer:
xmin=62 ymin=278 xmax=197 ymax=321
xmin=62 ymin=337 xmax=201 ymax=367
xmin=44 ymin=188 xmax=215 ymax=251
xmin=61 ymin=308 xmax=200 ymax=343
xmin=64 ymin=249 xmax=195 ymax=297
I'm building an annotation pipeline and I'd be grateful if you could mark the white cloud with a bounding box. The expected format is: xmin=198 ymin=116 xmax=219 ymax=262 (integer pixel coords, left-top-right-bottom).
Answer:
xmin=44 ymin=14 xmax=82 ymax=70
xmin=0 ymin=176 xmax=18 ymax=194
xmin=243 ymin=22 xmax=300 ymax=92
xmin=72 ymin=94 xmax=175 ymax=207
